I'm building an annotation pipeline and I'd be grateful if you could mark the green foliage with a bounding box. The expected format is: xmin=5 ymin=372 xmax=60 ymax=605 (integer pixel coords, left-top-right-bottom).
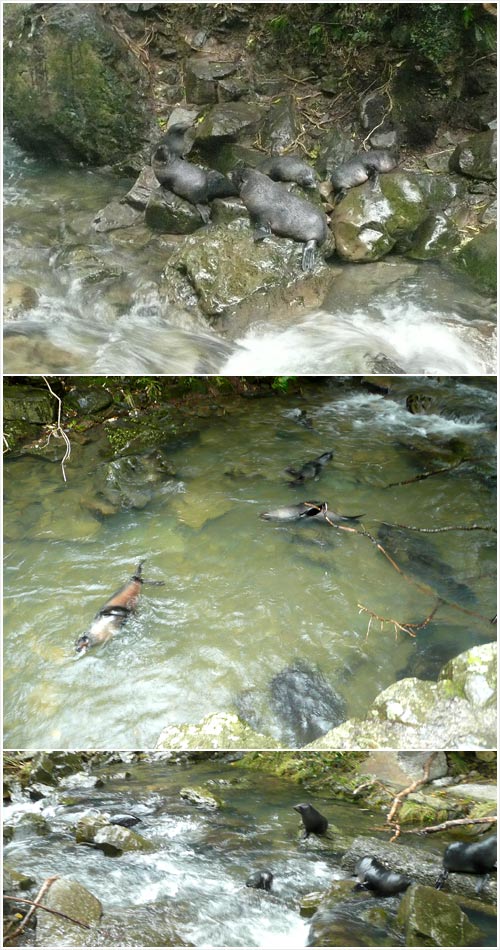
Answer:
xmin=271 ymin=376 xmax=297 ymax=392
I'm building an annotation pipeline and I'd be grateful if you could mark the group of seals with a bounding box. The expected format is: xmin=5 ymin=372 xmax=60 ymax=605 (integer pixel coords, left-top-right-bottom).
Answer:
xmin=151 ymin=116 xmax=398 ymax=270
xmin=75 ymin=560 xmax=164 ymax=656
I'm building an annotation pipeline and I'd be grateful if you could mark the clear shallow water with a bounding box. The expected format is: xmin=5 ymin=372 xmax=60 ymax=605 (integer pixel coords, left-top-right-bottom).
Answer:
xmin=3 ymin=135 xmax=497 ymax=374
xmin=3 ymin=379 xmax=496 ymax=750
xmin=4 ymin=757 xmax=495 ymax=948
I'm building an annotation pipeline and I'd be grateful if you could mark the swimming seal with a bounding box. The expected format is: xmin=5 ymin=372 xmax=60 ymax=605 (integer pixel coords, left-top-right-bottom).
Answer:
xmin=435 ymin=833 xmax=497 ymax=893
xmin=109 ymin=814 xmax=141 ymax=828
xmin=355 ymin=856 xmax=412 ymax=896
xmin=331 ymin=149 xmax=398 ymax=202
xmin=151 ymin=148 xmax=236 ymax=222
xmin=293 ymin=803 xmax=328 ymax=838
xmin=258 ymin=155 xmax=317 ymax=189
xmin=285 ymin=451 xmax=333 ymax=485
xmin=75 ymin=560 xmax=163 ymax=656
xmin=260 ymin=501 xmax=363 ymax=524
xmin=246 ymin=870 xmax=273 ymax=891
xmin=232 ymin=167 xmax=328 ymax=271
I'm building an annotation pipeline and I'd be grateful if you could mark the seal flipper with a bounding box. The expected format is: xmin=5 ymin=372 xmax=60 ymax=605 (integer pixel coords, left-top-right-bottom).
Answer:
xmin=301 ymin=240 xmax=316 ymax=271
xmin=253 ymin=220 xmax=272 ymax=243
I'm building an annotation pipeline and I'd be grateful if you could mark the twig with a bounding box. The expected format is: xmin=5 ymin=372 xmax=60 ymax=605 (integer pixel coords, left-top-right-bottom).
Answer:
xmin=357 ymin=602 xmax=440 ymax=639
xmin=41 ymin=376 xmax=71 ymax=482
xmin=3 ymin=875 xmax=61 ymax=943
xmin=386 ymin=455 xmax=494 ymax=487
xmin=378 ymin=521 xmax=496 ymax=534
xmin=387 ymin=752 xmax=437 ymax=841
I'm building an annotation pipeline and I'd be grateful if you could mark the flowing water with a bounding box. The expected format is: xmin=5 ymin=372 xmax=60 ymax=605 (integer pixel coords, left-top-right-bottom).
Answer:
xmin=3 ymin=757 xmax=496 ymax=948
xmin=3 ymin=378 xmax=496 ymax=750
xmin=3 ymin=135 xmax=497 ymax=375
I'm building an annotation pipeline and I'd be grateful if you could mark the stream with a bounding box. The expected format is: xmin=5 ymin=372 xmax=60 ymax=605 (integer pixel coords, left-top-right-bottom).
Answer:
xmin=3 ymin=757 xmax=496 ymax=948
xmin=3 ymin=378 xmax=496 ymax=750
xmin=3 ymin=135 xmax=497 ymax=375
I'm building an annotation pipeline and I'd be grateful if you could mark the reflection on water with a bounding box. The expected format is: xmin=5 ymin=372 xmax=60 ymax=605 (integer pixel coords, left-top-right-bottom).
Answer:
xmin=3 ymin=379 xmax=496 ymax=749
xmin=4 ymin=136 xmax=497 ymax=374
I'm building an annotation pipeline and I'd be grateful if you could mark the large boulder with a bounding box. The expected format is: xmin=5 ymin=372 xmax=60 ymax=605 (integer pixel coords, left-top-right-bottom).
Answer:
xmin=396 ymin=884 xmax=481 ymax=946
xmin=35 ymin=877 xmax=102 ymax=947
xmin=449 ymin=131 xmax=497 ymax=181
xmin=3 ymin=4 xmax=150 ymax=165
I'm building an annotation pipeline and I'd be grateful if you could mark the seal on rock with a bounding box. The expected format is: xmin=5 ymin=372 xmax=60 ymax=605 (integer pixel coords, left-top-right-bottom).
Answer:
xmin=331 ymin=149 xmax=398 ymax=201
xmin=246 ymin=870 xmax=273 ymax=891
xmin=232 ymin=167 xmax=328 ymax=271
xmin=293 ymin=803 xmax=328 ymax=838
xmin=355 ymin=856 xmax=412 ymax=896
xmin=260 ymin=501 xmax=363 ymax=524
xmin=258 ymin=155 xmax=317 ymax=189
xmin=435 ymin=833 xmax=497 ymax=893
xmin=151 ymin=147 xmax=236 ymax=222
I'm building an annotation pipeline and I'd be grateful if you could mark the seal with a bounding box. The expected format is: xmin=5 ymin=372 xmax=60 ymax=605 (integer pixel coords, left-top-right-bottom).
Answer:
xmin=260 ymin=501 xmax=363 ymax=524
xmin=258 ymin=155 xmax=317 ymax=189
xmin=331 ymin=149 xmax=398 ymax=201
xmin=109 ymin=814 xmax=141 ymax=828
xmin=75 ymin=560 xmax=163 ymax=656
xmin=294 ymin=803 xmax=328 ymax=838
xmin=435 ymin=833 xmax=497 ymax=893
xmin=232 ymin=167 xmax=328 ymax=271
xmin=151 ymin=148 xmax=236 ymax=222
xmin=156 ymin=119 xmax=193 ymax=160
xmin=355 ymin=856 xmax=412 ymax=896
xmin=246 ymin=870 xmax=273 ymax=891
xmin=285 ymin=450 xmax=333 ymax=485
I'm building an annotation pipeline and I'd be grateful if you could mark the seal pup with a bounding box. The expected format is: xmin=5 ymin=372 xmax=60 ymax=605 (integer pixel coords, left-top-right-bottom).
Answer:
xmin=331 ymin=149 xmax=398 ymax=202
xmin=151 ymin=148 xmax=236 ymax=222
xmin=232 ymin=167 xmax=328 ymax=271
xmin=246 ymin=870 xmax=273 ymax=891
xmin=258 ymin=155 xmax=317 ymax=189
xmin=75 ymin=560 xmax=163 ymax=656
xmin=435 ymin=833 xmax=497 ymax=893
xmin=294 ymin=803 xmax=328 ymax=838
xmin=285 ymin=450 xmax=333 ymax=485
xmin=355 ymin=856 xmax=412 ymax=896
xmin=260 ymin=501 xmax=363 ymax=524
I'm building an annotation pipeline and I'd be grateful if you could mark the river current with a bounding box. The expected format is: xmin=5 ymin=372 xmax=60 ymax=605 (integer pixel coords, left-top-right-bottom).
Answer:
xmin=3 ymin=136 xmax=497 ymax=375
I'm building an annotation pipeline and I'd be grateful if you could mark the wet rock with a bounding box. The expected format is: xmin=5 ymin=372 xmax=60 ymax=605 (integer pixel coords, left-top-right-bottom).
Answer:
xmin=305 ymin=642 xmax=497 ymax=751
xmin=12 ymin=813 xmax=51 ymax=837
xmin=3 ymin=384 xmax=56 ymax=425
xmin=453 ymin=229 xmax=496 ymax=295
xmin=3 ymin=335 xmax=74 ymax=374
xmin=406 ymin=213 xmax=461 ymax=260
xmin=92 ymin=200 xmax=142 ymax=233
xmin=122 ymin=165 xmax=159 ymax=209
xmin=332 ymin=173 xmax=428 ymax=262
xmin=145 ymin=185 xmax=207 ymax=233
xmin=270 ymin=661 xmax=346 ymax=744
xmin=179 ymin=785 xmax=224 ymax=809
xmin=184 ymin=58 xmax=238 ymax=104
xmin=3 ymin=281 xmax=39 ymax=320
xmin=449 ymin=130 xmax=497 ymax=181
xmin=53 ymin=245 xmax=124 ymax=284
xmin=162 ymin=223 xmax=312 ymax=319
xmin=4 ymin=4 xmax=149 ymax=165
xmin=96 ymin=902 xmax=190 ymax=947
xmin=315 ymin=129 xmax=357 ymax=180
xmin=93 ymin=824 xmax=155 ymax=855
xmin=64 ymin=386 xmax=114 ymax=415
xmin=74 ymin=814 xmax=110 ymax=844
xmin=396 ymin=883 xmax=481 ymax=946
xmin=35 ymin=877 xmax=102 ymax=946
xmin=155 ymin=712 xmax=281 ymax=751
xmin=260 ymin=95 xmax=298 ymax=153
xmin=194 ymin=102 xmax=264 ymax=149
xmin=3 ymin=867 xmax=37 ymax=891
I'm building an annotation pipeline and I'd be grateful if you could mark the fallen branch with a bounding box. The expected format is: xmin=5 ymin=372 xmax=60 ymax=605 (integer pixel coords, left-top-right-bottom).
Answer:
xmin=357 ymin=602 xmax=441 ymax=639
xmin=387 ymin=753 xmax=437 ymax=841
xmin=385 ymin=455 xmax=493 ymax=487
xmin=4 ymin=875 xmax=60 ymax=943
xmin=41 ymin=376 xmax=71 ymax=482
xmin=406 ymin=815 xmax=497 ymax=835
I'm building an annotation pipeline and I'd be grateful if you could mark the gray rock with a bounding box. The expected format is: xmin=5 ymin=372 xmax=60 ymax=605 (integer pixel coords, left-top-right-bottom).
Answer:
xmin=449 ymin=130 xmax=497 ymax=181
xmin=396 ymin=883 xmax=481 ymax=946
xmin=35 ymin=877 xmax=101 ymax=946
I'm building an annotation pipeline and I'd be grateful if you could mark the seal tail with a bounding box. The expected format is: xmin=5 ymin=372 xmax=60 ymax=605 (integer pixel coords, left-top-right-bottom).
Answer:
xmin=131 ymin=560 xmax=145 ymax=583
